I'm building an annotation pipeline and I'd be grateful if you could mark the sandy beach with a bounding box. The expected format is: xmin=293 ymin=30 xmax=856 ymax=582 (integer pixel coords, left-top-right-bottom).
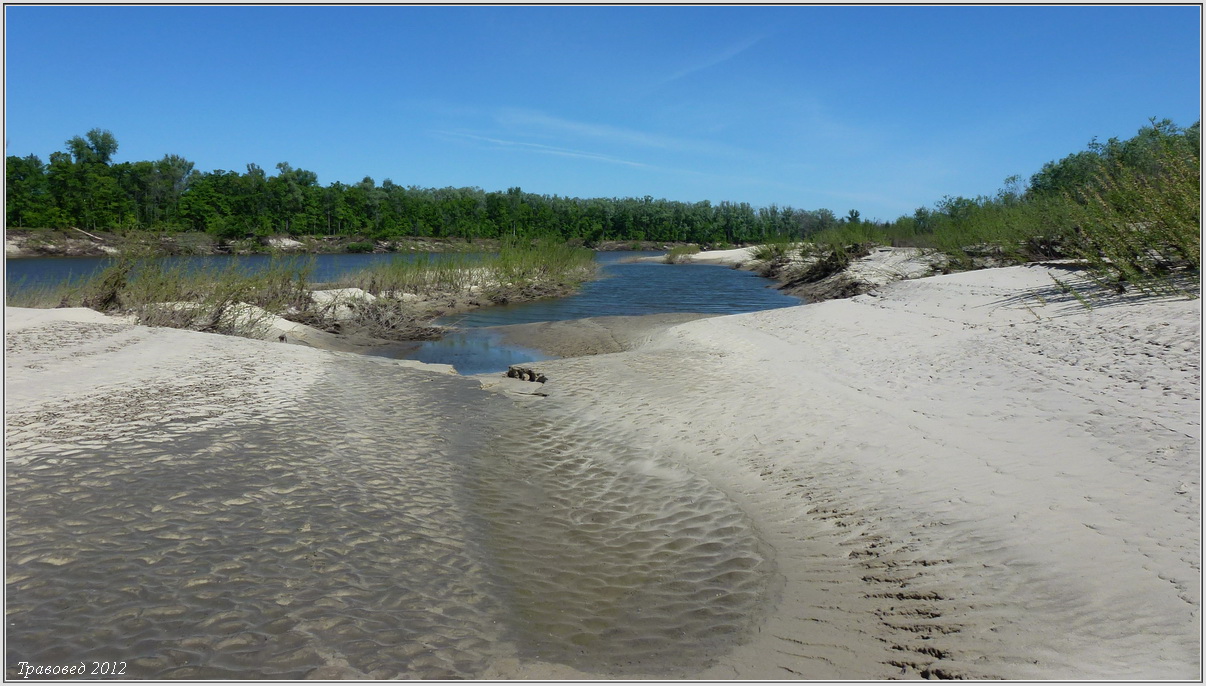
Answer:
xmin=5 ymin=263 xmax=1201 ymax=679
xmin=520 ymin=263 xmax=1201 ymax=679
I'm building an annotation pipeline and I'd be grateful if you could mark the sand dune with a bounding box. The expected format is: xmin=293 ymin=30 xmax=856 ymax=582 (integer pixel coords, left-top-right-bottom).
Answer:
xmin=5 ymin=262 xmax=1200 ymax=679
xmin=524 ymin=264 xmax=1201 ymax=679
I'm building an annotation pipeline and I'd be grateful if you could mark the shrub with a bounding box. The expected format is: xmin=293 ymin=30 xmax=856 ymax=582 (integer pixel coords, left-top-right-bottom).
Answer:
xmin=344 ymin=239 xmax=597 ymax=302
xmin=663 ymin=244 xmax=701 ymax=264
xmin=79 ymin=259 xmax=133 ymax=311
xmin=1054 ymin=129 xmax=1200 ymax=294
xmin=796 ymin=242 xmax=873 ymax=282
xmin=750 ymin=235 xmax=798 ymax=263
xmin=345 ymin=241 xmax=375 ymax=253
xmin=47 ymin=256 xmax=317 ymax=338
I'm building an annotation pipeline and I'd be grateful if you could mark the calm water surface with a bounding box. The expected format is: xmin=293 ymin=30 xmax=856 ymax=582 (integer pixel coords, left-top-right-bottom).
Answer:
xmin=4 ymin=252 xmax=455 ymax=291
xmin=6 ymin=251 xmax=800 ymax=374
xmin=446 ymin=252 xmax=799 ymax=326
xmin=399 ymin=252 xmax=800 ymax=374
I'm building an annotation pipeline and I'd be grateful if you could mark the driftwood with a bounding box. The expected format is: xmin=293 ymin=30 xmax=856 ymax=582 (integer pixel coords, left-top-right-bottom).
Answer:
xmin=70 ymin=226 xmax=106 ymax=242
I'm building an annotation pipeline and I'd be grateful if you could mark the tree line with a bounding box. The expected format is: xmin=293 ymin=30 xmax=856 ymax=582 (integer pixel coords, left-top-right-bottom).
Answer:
xmin=6 ymin=120 xmax=1197 ymax=249
xmin=6 ymin=130 xmax=860 ymax=245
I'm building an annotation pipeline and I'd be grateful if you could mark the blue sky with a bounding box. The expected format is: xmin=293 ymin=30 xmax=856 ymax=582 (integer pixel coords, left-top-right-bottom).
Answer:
xmin=4 ymin=5 xmax=1201 ymax=221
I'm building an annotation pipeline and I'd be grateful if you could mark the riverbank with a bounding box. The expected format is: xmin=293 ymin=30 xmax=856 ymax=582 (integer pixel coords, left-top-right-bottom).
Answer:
xmin=5 ymin=262 xmax=1200 ymax=679
xmin=484 ymin=312 xmax=715 ymax=358
xmin=3 ymin=228 xmax=503 ymax=258
xmin=4 ymin=228 xmax=699 ymax=259
xmin=509 ymin=263 xmax=1200 ymax=679
xmin=6 ymin=242 xmax=599 ymax=352
xmin=641 ymin=244 xmax=940 ymax=303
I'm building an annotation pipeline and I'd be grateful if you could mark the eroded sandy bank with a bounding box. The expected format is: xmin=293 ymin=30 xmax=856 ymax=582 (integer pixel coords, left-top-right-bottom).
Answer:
xmin=640 ymin=244 xmax=940 ymax=303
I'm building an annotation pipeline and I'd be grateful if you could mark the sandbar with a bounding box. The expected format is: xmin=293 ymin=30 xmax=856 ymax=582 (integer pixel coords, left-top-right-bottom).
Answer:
xmin=5 ymin=260 xmax=1201 ymax=679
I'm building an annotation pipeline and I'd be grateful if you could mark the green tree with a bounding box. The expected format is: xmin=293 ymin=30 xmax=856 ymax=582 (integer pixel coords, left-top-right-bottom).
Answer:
xmin=5 ymin=154 xmax=58 ymax=227
xmin=66 ymin=128 xmax=119 ymax=166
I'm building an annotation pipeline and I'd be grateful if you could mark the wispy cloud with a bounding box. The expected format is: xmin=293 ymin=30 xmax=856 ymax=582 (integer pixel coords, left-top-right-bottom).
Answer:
xmin=494 ymin=108 xmax=746 ymax=158
xmin=496 ymin=110 xmax=673 ymax=150
xmin=659 ymin=34 xmax=765 ymax=85
xmin=433 ymin=129 xmax=770 ymax=190
xmin=433 ymin=130 xmax=650 ymax=168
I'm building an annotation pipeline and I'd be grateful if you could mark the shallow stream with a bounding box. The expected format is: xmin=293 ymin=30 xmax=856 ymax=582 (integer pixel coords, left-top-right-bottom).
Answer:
xmin=389 ymin=251 xmax=801 ymax=374
xmin=6 ymin=250 xmax=800 ymax=375
xmin=6 ymin=354 xmax=772 ymax=678
xmin=7 ymin=250 xmax=793 ymax=678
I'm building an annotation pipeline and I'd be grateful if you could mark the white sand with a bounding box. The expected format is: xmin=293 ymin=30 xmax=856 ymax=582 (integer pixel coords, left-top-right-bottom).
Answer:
xmin=843 ymin=245 xmax=935 ymax=284
xmin=681 ymin=245 xmax=761 ymax=265
xmin=633 ymin=245 xmax=759 ymax=266
xmin=529 ymin=264 xmax=1201 ymax=679
xmin=642 ymin=244 xmax=938 ymax=296
xmin=5 ymin=263 xmax=1200 ymax=679
xmin=4 ymin=306 xmax=452 ymax=455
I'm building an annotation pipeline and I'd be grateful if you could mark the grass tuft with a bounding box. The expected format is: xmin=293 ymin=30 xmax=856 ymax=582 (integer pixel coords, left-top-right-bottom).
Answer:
xmin=342 ymin=239 xmax=596 ymax=302
xmin=663 ymin=244 xmax=701 ymax=264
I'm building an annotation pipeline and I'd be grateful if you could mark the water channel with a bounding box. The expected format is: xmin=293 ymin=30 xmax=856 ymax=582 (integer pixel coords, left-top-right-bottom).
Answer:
xmin=5 ymin=251 xmax=801 ymax=374
xmin=6 ymin=250 xmax=801 ymax=678
xmin=385 ymin=251 xmax=801 ymax=373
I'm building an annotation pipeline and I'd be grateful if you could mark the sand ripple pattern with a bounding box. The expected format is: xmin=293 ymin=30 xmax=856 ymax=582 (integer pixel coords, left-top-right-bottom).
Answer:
xmin=7 ymin=356 xmax=516 ymax=679
xmin=467 ymin=403 xmax=773 ymax=675
xmin=7 ymin=318 xmax=773 ymax=679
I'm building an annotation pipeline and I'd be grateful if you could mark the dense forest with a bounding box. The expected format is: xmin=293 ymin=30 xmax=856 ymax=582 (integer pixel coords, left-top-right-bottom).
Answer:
xmin=5 ymin=119 xmax=1198 ymax=249
xmin=4 ymin=130 xmax=853 ymax=245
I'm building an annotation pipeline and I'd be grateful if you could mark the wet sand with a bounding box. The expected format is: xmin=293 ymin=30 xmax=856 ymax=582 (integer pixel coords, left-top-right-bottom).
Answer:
xmin=5 ymin=308 xmax=771 ymax=679
xmin=485 ymin=312 xmax=716 ymax=358
xmin=6 ymin=311 xmax=505 ymax=678
xmin=6 ymin=261 xmax=1201 ymax=680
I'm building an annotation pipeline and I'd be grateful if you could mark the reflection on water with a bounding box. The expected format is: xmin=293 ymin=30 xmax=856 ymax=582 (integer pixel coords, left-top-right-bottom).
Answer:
xmin=369 ymin=330 xmax=553 ymax=376
xmin=401 ymin=252 xmax=800 ymax=373
xmin=446 ymin=252 xmax=800 ymax=327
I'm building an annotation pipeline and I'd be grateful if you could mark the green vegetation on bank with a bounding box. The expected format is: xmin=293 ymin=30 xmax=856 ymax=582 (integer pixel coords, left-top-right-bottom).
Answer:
xmin=9 ymin=240 xmax=598 ymax=341
xmin=6 ymin=118 xmax=1198 ymax=296
xmin=663 ymin=244 xmax=701 ymax=264
xmin=789 ymin=119 xmax=1199 ymax=295
xmin=342 ymin=239 xmax=596 ymax=301
xmin=12 ymin=256 xmax=318 ymax=337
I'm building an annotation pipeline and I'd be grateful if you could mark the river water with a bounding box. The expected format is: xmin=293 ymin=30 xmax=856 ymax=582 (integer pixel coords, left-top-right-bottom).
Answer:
xmin=3 ymin=253 xmax=440 ymax=291
xmin=5 ymin=251 xmax=800 ymax=375
xmin=6 ymin=252 xmax=790 ymax=678
xmin=387 ymin=252 xmax=801 ymax=373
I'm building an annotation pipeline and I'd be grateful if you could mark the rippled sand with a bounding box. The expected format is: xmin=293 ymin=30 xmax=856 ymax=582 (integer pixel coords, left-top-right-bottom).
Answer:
xmin=11 ymin=259 xmax=1197 ymax=682
xmin=5 ymin=309 xmax=770 ymax=679
xmin=468 ymin=405 xmax=770 ymax=674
